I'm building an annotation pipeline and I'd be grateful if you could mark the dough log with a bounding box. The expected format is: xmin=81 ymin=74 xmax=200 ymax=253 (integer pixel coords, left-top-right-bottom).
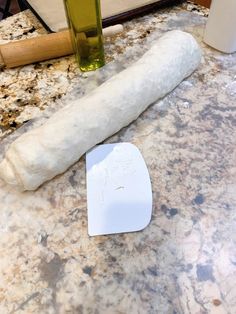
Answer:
xmin=0 ymin=30 xmax=201 ymax=191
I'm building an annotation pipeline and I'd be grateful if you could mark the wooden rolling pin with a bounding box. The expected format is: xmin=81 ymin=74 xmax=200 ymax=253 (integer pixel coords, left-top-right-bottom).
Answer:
xmin=0 ymin=24 xmax=123 ymax=68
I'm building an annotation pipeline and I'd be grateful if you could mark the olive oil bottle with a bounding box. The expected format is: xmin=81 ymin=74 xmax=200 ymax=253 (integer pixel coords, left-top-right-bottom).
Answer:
xmin=63 ymin=0 xmax=105 ymax=71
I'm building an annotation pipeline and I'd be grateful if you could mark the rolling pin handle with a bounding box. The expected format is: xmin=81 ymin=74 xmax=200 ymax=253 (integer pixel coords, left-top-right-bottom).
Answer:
xmin=0 ymin=25 xmax=124 ymax=68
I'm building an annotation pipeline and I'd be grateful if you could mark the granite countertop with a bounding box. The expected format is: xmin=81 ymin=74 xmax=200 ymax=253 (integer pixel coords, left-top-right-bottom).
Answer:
xmin=0 ymin=2 xmax=236 ymax=314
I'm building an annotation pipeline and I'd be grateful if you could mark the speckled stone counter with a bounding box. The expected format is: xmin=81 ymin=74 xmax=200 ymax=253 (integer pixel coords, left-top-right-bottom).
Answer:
xmin=0 ymin=3 xmax=236 ymax=314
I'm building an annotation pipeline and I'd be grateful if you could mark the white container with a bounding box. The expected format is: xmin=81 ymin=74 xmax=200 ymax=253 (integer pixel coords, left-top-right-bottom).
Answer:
xmin=203 ymin=0 xmax=236 ymax=53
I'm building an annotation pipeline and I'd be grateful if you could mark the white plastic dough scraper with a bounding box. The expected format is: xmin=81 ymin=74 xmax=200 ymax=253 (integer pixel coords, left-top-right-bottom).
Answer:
xmin=86 ymin=143 xmax=153 ymax=236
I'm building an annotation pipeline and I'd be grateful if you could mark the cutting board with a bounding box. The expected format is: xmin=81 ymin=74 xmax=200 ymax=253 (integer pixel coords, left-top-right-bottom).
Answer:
xmin=23 ymin=0 xmax=181 ymax=32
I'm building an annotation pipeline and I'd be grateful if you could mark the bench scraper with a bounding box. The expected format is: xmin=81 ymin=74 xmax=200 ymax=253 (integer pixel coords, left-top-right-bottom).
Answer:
xmin=86 ymin=143 xmax=152 ymax=236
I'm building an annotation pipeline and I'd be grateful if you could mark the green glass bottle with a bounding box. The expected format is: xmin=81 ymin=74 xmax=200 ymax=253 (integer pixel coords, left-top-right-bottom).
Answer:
xmin=64 ymin=0 xmax=105 ymax=72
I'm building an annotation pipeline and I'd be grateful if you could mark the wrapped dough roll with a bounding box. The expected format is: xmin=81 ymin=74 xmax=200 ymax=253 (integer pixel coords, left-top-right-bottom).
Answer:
xmin=0 ymin=30 xmax=201 ymax=191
